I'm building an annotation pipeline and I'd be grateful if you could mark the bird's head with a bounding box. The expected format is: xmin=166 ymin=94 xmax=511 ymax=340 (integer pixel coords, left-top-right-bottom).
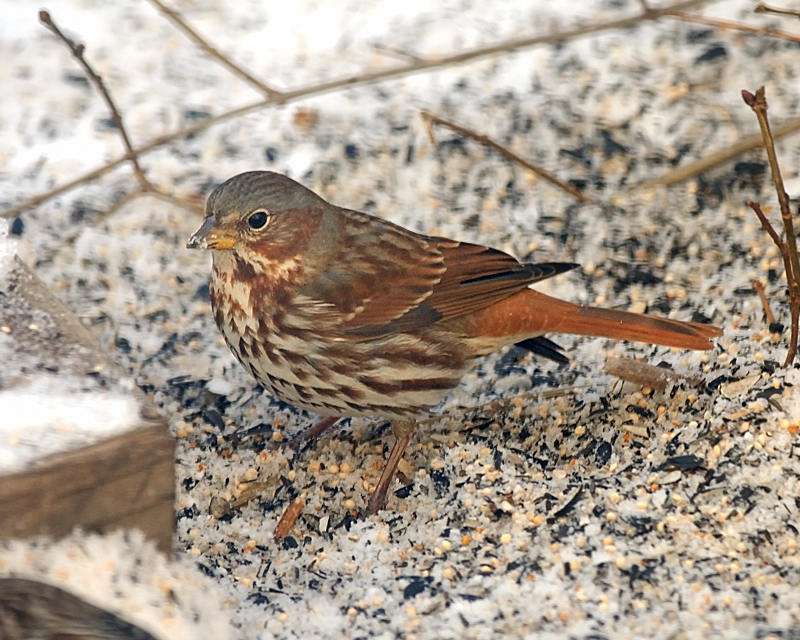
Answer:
xmin=187 ymin=171 xmax=328 ymax=270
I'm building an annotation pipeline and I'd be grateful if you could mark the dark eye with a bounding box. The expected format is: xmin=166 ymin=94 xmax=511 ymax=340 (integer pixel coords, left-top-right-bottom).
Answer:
xmin=247 ymin=210 xmax=269 ymax=229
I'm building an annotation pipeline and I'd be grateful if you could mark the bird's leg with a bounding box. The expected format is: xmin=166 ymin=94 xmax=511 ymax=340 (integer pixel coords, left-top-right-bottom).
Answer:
xmin=365 ymin=421 xmax=416 ymax=516
xmin=270 ymin=416 xmax=339 ymax=451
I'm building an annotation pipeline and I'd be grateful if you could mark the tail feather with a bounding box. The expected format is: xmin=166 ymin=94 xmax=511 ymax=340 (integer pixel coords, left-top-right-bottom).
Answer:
xmin=472 ymin=289 xmax=722 ymax=351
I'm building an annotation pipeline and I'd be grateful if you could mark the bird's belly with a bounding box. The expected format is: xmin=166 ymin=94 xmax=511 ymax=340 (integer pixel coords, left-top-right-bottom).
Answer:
xmin=209 ymin=270 xmax=470 ymax=419
xmin=221 ymin=322 xmax=465 ymax=420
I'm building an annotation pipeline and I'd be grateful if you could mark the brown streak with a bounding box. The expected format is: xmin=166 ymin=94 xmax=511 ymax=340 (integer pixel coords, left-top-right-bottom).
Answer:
xmin=361 ymin=377 xmax=459 ymax=395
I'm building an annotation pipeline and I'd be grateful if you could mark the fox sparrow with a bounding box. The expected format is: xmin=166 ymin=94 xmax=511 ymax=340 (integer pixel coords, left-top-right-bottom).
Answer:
xmin=188 ymin=171 xmax=722 ymax=515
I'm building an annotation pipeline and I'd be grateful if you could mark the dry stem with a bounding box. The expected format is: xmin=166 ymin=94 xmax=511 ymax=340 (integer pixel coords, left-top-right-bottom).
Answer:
xmin=3 ymin=0 xmax=707 ymax=219
xmin=755 ymin=3 xmax=800 ymax=19
xmin=146 ymin=0 xmax=285 ymax=102
xmin=632 ymin=116 xmax=800 ymax=191
xmin=668 ymin=11 xmax=800 ymax=44
xmin=38 ymin=10 xmax=152 ymax=192
xmin=742 ymin=87 xmax=800 ymax=366
xmin=421 ymin=111 xmax=589 ymax=203
xmin=751 ymin=279 xmax=776 ymax=326
xmin=38 ymin=11 xmax=205 ymax=220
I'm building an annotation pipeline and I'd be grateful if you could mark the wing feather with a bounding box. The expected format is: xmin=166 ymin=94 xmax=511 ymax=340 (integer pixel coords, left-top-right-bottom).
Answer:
xmin=297 ymin=207 xmax=576 ymax=339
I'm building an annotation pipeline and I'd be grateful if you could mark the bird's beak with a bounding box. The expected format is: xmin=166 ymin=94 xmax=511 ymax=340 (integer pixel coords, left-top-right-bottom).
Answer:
xmin=186 ymin=216 xmax=237 ymax=250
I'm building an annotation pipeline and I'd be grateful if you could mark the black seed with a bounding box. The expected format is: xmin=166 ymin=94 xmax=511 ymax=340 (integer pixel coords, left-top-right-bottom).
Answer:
xmin=695 ymin=45 xmax=727 ymax=64
xmin=196 ymin=563 xmax=215 ymax=578
xmin=394 ymin=483 xmax=414 ymax=499
xmin=661 ymin=454 xmax=704 ymax=471
xmin=96 ymin=117 xmax=119 ymax=130
xmin=184 ymin=108 xmax=211 ymax=121
xmin=686 ymin=28 xmax=713 ymax=43
xmin=195 ymin=284 xmax=210 ymax=301
xmin=595 ymin=442 xmax=612 ymax=466
xmin=707 ymin=374 xmax=728 ymax=391
xmin=282 ymin=536 xmax=298 ymax=549
xmin=403 ymin=578 xmax=429 ymax=599
xmin=203 ymin=408 xmax=225 ymax=430
xmin=63 ymin=72 xmax=89 ymax=85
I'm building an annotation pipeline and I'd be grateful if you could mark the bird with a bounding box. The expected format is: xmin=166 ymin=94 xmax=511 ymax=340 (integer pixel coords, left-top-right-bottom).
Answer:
xmin=187 ymin=171 xmax=722 ymax=515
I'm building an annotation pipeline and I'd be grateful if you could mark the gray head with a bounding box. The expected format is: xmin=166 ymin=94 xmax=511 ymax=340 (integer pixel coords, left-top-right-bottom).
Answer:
xmin=187 ymin=171 xmax=329 ymax=251
xmin=206 ymin=171 xmax=327 ymax=220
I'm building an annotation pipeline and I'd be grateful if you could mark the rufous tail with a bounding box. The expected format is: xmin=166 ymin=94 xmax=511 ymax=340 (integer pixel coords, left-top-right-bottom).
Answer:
xmin=473 ymin=289 xmax=722 ymax=351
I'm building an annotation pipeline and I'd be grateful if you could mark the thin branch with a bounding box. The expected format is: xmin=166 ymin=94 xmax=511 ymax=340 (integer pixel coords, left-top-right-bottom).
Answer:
xmin=631 ymin=116 xmax=800 ymax=191
xmin=747 ymin=200 xmax=797 ymax=357
xmin=97 ymin=189 xmax=203 ymax=223
xmin=145 ymin=0 xmax=285 ymax=102
xmin=744 ymin=90 xmax=797 ymax=254
xmin=754 ymin=3 xmax=800 ymax=19
xmin=747 ymin=200 xmax=786 ymax=255
xmin=421 ymin=111 xmax=589 ymax=203
xmin=745 ymin=90 xmax=800 ymax=349
xmin=751 ymin=279 xmax=776 ymax=326
xmin=38 ymin=11 xmax=153 ymax=192
xmin=667 ymin=11 xmax=800 ymax=44
xmin=743 ymin=87 xmax=800 ymax=366
xmin=4 ymin=0 xmax=708 ymax=219
xmin=371 ymin=44 xmax=424 ymax=64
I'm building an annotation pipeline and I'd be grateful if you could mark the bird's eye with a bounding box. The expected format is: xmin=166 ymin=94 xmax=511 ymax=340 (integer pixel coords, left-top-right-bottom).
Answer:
xmin=247 ymin=210 xmax=269 ymax=229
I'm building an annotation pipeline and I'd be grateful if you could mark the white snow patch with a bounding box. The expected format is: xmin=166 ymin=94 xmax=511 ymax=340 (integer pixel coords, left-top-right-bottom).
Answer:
xmin=0 ymin=376 xmax=141 ymax=474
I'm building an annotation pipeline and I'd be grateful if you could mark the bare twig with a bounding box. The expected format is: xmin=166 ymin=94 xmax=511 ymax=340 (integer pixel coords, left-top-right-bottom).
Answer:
xmin=92 ymin=189 xmax=203 ymax=229
xmin=146 ymin=0 xmax=285 ymax=102
xmin=755 ymin=3 xmax=800 ymax=19
xmin=38 ymin=11 xmax=153 ymax=192
xmin=3 ymin=0 xmax=707 ymax=219
xmin=667 ymin=11 xmax=800 ymax=44
xmin=742 ymin=87 xmax=800 ymax=366
xmin=421 ymin=111 xmax=590 ymax=203
xmin=372 ymin=44 xmax=424 ymax=64
xmin=751 ymin=279 xmax=777 ymax=326
xmin=747 ymin=201 xmax=787 ymax=264
xmin=747 ymin=198 xmax=797 ymax=355
xmin=632 ymin=116 xmax=800 ymax=191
